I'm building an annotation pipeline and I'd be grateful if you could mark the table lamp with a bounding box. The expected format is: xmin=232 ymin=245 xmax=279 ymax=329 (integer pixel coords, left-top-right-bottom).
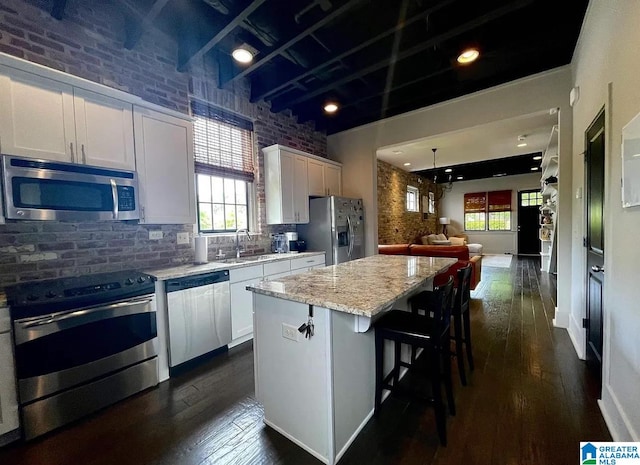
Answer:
xmin=439 ymin=217 xmax=451 ymax=236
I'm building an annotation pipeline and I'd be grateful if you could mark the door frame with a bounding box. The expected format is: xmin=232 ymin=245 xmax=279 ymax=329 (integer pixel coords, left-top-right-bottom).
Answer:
xmin=516 ymin=188 xmax=542 ymax=256
xmin=584 ymin=107 xmax=605 ymax=388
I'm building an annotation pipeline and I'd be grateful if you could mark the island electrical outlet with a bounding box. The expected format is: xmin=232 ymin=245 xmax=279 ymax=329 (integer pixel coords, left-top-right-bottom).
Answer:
xmin=282 ymin=323 xmax=299 ymax=342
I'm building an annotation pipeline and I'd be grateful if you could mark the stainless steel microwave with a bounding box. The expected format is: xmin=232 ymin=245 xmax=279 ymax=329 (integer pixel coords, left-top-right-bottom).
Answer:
xmin=1 ymin=155 xmax=139 ymax=221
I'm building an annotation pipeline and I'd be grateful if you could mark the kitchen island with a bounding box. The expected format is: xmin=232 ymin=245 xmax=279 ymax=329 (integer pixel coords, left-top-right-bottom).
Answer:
xmin=248 ymin=254 xmax=456 ymax=465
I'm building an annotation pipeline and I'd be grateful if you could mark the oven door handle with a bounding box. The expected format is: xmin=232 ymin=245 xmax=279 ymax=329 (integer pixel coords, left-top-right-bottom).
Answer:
xmin=14 ymin=296 xmax=155 ymax=345
xmin=20 ymin=297 xmax=154 ymax=328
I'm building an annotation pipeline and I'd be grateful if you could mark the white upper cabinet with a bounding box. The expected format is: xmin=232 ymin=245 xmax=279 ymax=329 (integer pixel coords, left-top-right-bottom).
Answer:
xmin=307 ymin=156 xmax=342 ymax=197
xmin=264 ymin=145 xmax=311 ymax=224
xmin=308 ymin=158 xmax=325 ymax=196
xmin=0 ymin=68 xmax=75 ymax=162
xmin=324 ymin=163 xmax=342 ymax=196
xmin=73 ymin=88 xmax=135 ymax=170
xmin=0 ymin=67 xmax=135 ymax=170
xmin=293 ymin=155 xmax=309 ymax=223
xmin=263 ymin=144 xmax=341 ymax=224
xmin=134 ymin=106 xmax=196 ymax=225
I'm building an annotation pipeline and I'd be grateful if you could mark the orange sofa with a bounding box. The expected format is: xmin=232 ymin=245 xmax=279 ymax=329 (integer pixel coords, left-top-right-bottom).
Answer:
xmin=378 ymin=244 xmax=482 ymax=290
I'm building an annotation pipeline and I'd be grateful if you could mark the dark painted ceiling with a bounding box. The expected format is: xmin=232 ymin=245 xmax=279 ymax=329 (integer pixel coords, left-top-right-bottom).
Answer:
xmin=415 ymin=152 xmax=544 ymax=183
xmin=57 ymin=0 xmax=588 ymax=135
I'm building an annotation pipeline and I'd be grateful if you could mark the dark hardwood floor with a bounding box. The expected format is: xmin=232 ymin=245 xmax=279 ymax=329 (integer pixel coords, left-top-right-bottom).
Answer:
xmin=0 ymin=257 xmax=610 ymax=465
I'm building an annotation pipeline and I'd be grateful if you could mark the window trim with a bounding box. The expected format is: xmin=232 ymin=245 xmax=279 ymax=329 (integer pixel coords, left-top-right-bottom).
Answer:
xmin=406 ymin=185 xmax=419 ymax=212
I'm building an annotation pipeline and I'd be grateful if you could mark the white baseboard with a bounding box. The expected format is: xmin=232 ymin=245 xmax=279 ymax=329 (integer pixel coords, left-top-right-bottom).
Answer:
xmin=334 ymin=409 xmax=374 ymax=463
xmin=553 ymin=306 xmax=569 ymax=328
xmin=264 ymin=419 xmax=330 ymax=464
xmin=599 ymin=383 xmax=639 ymax=441
xmin=568 ymin=313 xmax=586 ymax=360
xmin=228 ymin=333 xmax=252 ymax=349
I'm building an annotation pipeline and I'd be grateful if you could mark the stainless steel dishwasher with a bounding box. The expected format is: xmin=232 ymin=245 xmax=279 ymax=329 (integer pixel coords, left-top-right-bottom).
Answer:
xmin=165 ymin=270 xmax=231 ymax=368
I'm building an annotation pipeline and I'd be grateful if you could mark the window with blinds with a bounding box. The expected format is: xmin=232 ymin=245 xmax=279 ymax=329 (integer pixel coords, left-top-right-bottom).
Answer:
xmin=488 ymin=190 xmax=512 ymax=230
xmin=464 ymin=192 xmax=487 ymax=230
xmin=463 ymin=190 xmax=513 ymax=231
xmin=191 ymin=100 xmax=255 ymax=233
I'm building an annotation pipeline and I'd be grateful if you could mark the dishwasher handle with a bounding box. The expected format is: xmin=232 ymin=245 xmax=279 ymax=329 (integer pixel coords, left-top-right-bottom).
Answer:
xmin=165 ymin=270 xmax=230 ymax=292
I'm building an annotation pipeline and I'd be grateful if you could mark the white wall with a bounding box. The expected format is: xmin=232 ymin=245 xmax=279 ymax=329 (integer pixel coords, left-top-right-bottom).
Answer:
xmin=329 ymin=66 xmax=573 ymax=327
xmin=439 ymin=173 xmax=541 ymax=254
xmin=570 ymin=0 xmax=640 ymax=441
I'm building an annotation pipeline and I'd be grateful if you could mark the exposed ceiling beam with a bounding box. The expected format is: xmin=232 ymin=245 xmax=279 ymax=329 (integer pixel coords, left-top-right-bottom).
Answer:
xmin=177 ymin=0 xmax=267 ymax=72
xmin=251 ymin=0 xmax=455 ymax=103
xmin=124 ymin=0 xmax=171 ymax=50
xmin=272 ymin=0 xmax=534 ymax=112
xmin=51 ymin=0 xmax=67 ymax=20
xmin=221 ymin=0 xmax=367 ymax=87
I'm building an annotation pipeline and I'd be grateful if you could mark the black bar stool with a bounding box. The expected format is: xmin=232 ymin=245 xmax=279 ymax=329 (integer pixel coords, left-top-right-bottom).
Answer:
xmin=373 ymin=276 xmax=455 ymax=446
xmin=452 ymin=264 xmax=474 ymax=386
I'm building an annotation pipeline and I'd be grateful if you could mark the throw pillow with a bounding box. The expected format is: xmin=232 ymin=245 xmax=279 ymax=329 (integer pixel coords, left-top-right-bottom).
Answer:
xmin=449 ymin=236 xmax=466 ymax=246
xmin=426 ymin=234 xmax=438 ymax=245
xmin=436 ymin=233 xmax=448 ymax=241
xmin=421 ymin=235 xmax=430 ymax=245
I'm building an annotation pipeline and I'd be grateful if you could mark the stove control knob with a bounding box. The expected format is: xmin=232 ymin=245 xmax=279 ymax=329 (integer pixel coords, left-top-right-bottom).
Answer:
xmin=137 ymin=276 xmax=147 ymax=283
xmin=125 ymin=278 xmax=135 ymax=285
xmin=46 ymin=291 xmax=57 ymax=298
xmin=27 ymin=294 xmax=38 ymax=301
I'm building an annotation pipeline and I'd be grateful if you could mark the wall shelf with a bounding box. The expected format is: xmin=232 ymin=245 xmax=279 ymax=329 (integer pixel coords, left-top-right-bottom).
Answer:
xmin=540 ymin=124 xmax=558 ymax=273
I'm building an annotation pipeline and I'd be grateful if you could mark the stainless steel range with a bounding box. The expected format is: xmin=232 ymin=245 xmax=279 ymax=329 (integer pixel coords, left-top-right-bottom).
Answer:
xmin=5 ymin=271 xmax=159 ymax=440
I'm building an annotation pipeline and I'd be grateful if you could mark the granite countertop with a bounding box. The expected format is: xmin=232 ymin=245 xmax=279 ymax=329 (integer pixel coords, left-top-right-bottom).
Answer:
xmin=247 ymin=255 xmax=457 ymax=318
xmin=144 ymin=251 xmax=326 ymax=280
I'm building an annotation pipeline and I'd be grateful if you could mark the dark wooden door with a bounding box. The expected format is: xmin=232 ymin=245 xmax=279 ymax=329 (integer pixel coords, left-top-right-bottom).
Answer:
xmin=517 ymin=190 xmax=541 ymax=255
xmin=585 ymin=109 xmax=605 ymax=391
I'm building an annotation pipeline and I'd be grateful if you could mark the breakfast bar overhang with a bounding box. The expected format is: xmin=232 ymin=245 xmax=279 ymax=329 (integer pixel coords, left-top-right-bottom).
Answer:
xmin=248 ymin=255 xmax=456 ymax=465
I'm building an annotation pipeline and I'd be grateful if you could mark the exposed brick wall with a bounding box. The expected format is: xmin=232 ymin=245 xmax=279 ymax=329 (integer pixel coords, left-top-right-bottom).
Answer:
xmin=0 ymin=0 xmax=327 ymax=287
xmin=377 ymin=160 xmax=439 ymax=245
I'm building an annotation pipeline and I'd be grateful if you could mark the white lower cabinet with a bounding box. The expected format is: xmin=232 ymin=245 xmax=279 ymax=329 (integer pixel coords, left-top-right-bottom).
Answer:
xmin=228 ymin=254 xmax=325 ymax=347
xmin=230 ymin=265 xmax=263 ymax=344
xmin=0 ymin=308 xmax=19 ymax=437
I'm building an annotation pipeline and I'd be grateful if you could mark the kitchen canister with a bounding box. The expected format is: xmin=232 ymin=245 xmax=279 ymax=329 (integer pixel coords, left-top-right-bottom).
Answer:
xmin=194 ymin=235 xmax=208 ymax=264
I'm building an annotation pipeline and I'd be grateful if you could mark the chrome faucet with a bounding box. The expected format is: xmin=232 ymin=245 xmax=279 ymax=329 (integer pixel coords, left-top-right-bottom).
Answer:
xmin=235 ymin=228 xmax=251 ymax=258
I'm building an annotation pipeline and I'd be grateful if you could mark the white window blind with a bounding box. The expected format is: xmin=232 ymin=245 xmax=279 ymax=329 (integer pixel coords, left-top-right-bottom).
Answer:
xmin=191 ymin=100 xmax=255 ymax=182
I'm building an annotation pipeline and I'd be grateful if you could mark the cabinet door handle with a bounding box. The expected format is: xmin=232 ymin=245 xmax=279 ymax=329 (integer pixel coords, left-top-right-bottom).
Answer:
xmin=81 ymin=144 xmax=86 ymax=164
xmin=70 ymin=142 xmax=75 ymax=162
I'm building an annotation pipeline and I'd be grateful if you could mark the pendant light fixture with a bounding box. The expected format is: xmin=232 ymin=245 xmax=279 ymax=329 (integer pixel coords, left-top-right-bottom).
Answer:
xmin=431 ymin=148 xmax=453 ymax=200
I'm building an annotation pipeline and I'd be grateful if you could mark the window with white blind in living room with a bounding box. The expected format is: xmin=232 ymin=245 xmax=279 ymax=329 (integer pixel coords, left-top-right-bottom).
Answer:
xmin=191 ymin=100 xmax=255 ymax=233
xmin=464 ymin=192 xmax=486 ymax=230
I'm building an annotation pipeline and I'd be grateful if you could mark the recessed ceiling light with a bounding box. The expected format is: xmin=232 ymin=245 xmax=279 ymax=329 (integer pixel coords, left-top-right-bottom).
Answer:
xmin=517 ymin=143 xmax=527 ymax=147
xmin=457 ymin=48 xmax=479 ymax=64
xmin=493 ymin=173 xmax=507 ymax=177
xmin=531 ymin=167 xmax=539 ymax=171
xmin=232 ymin=47 xmax=253 ymax=63
xmin=445 ymin=168 xmax=452 ymax=173
xmin=403 ymin=162 xmax=411 ymax=166
xmin=457 ymin=176 xmax=464 ymax=180
xmin=324 ymin=102 xmax=339 ymax=113
xmin=533 ymin=155 xmax=542 ymax=160
xmin=393 ymin=150 xmax=403 ymax=154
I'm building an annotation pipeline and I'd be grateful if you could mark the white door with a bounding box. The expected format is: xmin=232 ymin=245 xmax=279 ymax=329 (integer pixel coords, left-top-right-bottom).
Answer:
xmin=134 ymin=107 xmax=196 ymax=224
xmin=0 ymin=69 xmax=75 ymax=162
xmin=324 ymin=164 xmax=341 ymax=196
xmin=294 ymin=155 xmax=309 ymax=223
xmin=307 ymin=158 xmax=325 ymax=196
xmin=74 ymin=88 xmax=135 ymax=170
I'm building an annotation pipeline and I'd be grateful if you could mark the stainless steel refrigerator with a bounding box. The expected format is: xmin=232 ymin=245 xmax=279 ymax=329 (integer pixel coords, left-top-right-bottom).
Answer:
xmin=298 ymin=196 xmax=365 ymax=265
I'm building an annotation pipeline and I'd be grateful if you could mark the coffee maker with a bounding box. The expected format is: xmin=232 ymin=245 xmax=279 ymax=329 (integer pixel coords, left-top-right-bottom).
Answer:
xmin=285 ymin=232 xmax=298 ymax=253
